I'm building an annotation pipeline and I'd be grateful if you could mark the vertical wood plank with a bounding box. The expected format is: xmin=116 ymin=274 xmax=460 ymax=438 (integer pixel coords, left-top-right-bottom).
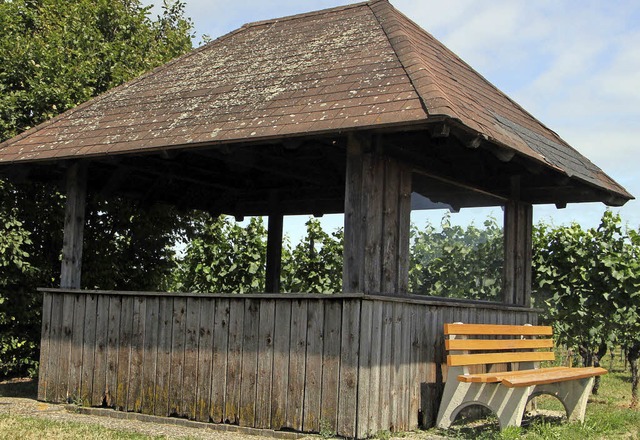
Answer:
xmin=183 ymin=297 xmax=201 ymax=420
xmin=381 ymin=159 xmax=399 ymax=293
xmin=271 ymin=300 xmax=292 ymax=429
xmin=79 ymin=294 xmax=97 ymax=406
xmin=343 ymin=134 xmax=365 ymax=292
xmin=286 ymin=300 xmax=308 ymax=431
xmin=303 ymin=300 xmax=325 ymax=433
xmin=196 ymin=298 xmax=215 ymax=423
xmin=116 ymin=296 xmax=133 ymax=411
xmin=399 ymin=304 xmax=412 ymax=431
xmin=127 ymin=296 xmax=146 ymax=412
xmin=91 ymin=294 xmax=109 ymax=406
xmin=363 ymin=152 xmax=384 ymax=294
xmin=224 ymin=299 xmax=245 ymax=424
xmin=105 ymin=295 xmax=121 ymax=407
xmin=408 ymin=305 xmax=420 ymax=430
xmin=60 ymin=161 xmax=87 ymax=289
xmin=155 ymin=296 xmax=173 ymax=417
xmin=356 ymin=300 xmax=373 ymax=439
xmin=503 ymin=200 xmax=516 ymax=304
xmin=337 ymin=300 xmax=361 ymax=438
xmin=55 ymin=293 xmax=74 ymax=402
xmin=389 ymin=302 xmax=402 ymax=430
xmin=239 ymin=299 xmax=260 ymax=427
xmin=319 ymin=300 xmax=342 ymax=433
xmin=37 ymin=292 xmax=53 ymax=401
xmin=169 ymin=297 xmax=187 ymax=416
xmin=255 ymin=299 xmax=275 ymax=429
xmin=68 ymin=293 xmax=86 ymax=403
xmin=397 ymin=167 xmax=412 ymax=293
xmin=210 ymin=298 xmax=230 ymax=423
xmin=266 ymin=213 xmax=284 ymax=293
xmin=45 ymin=292 xmax=64 ymax=402
xmin=366 ymin=301 xmax=383 ymax=434
xmin=378 ymin=301 xmax=393 ymax=431
xmin=141 ymin=296 xmax=159 ymax=415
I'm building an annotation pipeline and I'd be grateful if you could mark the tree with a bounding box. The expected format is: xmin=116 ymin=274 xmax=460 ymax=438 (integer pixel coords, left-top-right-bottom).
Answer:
xmin=409 ymin=215 xmax=503 ymax=301
xmin=0 ymin=0 xmax=194 ymax=378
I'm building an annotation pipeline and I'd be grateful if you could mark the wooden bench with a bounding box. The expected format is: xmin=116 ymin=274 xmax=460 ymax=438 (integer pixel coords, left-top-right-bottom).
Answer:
xmin=435 ymin=323 xmax=607 ymax=430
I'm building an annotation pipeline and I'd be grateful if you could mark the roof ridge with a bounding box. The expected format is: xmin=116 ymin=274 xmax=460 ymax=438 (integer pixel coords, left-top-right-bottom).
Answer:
xmin=241 ymin=1 xmax=371 ymax=30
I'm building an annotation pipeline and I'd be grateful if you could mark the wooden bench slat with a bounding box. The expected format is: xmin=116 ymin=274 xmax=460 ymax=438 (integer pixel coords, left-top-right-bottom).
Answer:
xmin=457 ymin=366 xmax=569 ymax=383
xmin=444 ymin=323 xmax=553 ymax=336
xmin=446 ymin=338 xmax=554 ymax=351
xmin=447 ymin=351 xmax=555 ymax=367
xmin=501 ymin=367 xmax=608 ymax=387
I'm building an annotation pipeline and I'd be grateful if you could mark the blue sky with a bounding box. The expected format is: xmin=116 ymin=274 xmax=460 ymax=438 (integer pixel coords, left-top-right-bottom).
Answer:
xmin=147 ymin=0 xmax=640 ymax=238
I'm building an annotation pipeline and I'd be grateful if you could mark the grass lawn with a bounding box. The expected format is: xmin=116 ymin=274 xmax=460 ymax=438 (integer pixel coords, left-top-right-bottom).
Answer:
xmin=0 ymin=415 xmax=168 ymax=440
xmin=435 ymin=352 xmax=640 ymax=439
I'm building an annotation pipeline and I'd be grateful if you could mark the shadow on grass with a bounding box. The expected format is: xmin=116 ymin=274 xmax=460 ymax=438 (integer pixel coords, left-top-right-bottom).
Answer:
xmin=0 ymin=377 xmax=38 ymax=398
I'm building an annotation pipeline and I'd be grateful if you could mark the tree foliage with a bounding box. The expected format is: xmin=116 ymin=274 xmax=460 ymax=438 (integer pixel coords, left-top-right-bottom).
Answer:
xmin=409 ymin=215 xmax=503 ymax=301
xmin=0 ymin=0 xmax=194 ymax=378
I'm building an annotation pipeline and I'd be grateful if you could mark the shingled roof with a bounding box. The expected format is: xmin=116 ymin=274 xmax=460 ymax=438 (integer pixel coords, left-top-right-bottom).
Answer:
xmin=0 ymin=0 xmax=631 ymax=205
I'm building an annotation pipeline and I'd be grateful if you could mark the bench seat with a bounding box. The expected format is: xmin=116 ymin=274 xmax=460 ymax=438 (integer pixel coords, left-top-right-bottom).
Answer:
xmin=436 ymin=323 xmax=607 ymax=430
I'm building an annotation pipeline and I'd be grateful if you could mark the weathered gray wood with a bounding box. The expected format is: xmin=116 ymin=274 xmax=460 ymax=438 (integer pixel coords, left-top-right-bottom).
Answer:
xmin=504 ymin=200 xmax=533 ymax=306
xmin=286 ymin=300 xmax=308 ymax=431
xmin=366 ymin=300 xmax=383 ymax=434
xmin=256 ymin=299 xmax=275 ymax=429
xmin=319 ymin=300 xmax=341 ymax=433
xmin=60 ymin=161 xmax=87 ymax=289
xmin=343 ymin=134 xmax=365 ymax=292
xmin=397 ymin=167 xmax=412 ymax=293
xmin=356 ymin=299 xmax=373 ymax=438
xmin=127 ymin=296 xmax=146 ymax=412
xmin=80 ymin=294 xmax=98 ymax=407
xmin=37 ymin=292 xmax=53 ymax=401
xmin=408 ymin=305 xmax=419 ymax=430
xmin=302 ymin=300 xmax=324 ymax=433
xmin=378 ymin=301 xmax=393 ymax=430
xmin=196 ymin=298 xmax=215 ymax=422
xmin=169 ymin=297 xmax=187 ymax=416
xmin=399 ymin=303 xmax=411 ymax=431
xmin=92 ymin=294 xmax=110 ymax=406
xmin=55 ymin=293 xmax=74 ymax=402
xmin=266 ymin=212 xmax=284 ymax=293
xmin=382 ymin=159 xmax=400 ymax=293
xmin=225 ymin=299 xmax=245 ymax=424
xmin=68 ymin=293 xmax=86 ymax=403
xmin=44 ymin=292 xmax=64 ymax=401
xmin=363 ymin=151 xmax=384 ymax=294
xmin=116 ymin=296 xmax=133 ymax=411
xmin=337 ymin=300 xmax=361 ymax=438
xmin=271 ymin=300 xmax=292 ymax=429
xmin=105 ymin=295 xmax=121 ymax=407
xmin=389 ymin=302 xmax=403 ymax=430
xmin=210 ymin=299 xmax=230 ymax=423
xmin=154 ymin=297 xmax=173 ymax=417
xmin=141 ymin=297 xmax=159 ymax=415
xmin=183 ymin=297 xmax=201 ymax=420
xmin=239 ymin=299 xmax=260 ymax=427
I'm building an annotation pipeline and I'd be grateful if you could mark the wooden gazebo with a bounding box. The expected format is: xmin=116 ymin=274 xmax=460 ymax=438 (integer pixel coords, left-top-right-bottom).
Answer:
xmin=0 ymin=0 xmax=632 ymax=437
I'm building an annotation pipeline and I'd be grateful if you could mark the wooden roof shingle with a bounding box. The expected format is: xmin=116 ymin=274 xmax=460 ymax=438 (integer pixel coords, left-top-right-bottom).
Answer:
xmin=0 ymin=0 xmax=631 ymax=204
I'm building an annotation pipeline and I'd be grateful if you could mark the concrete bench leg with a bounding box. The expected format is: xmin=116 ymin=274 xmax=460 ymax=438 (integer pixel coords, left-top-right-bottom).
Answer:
xmin=531 ymin=377 xmax=595 ymax=422
xmin=436 ymin=380 xmax=532 ymax=430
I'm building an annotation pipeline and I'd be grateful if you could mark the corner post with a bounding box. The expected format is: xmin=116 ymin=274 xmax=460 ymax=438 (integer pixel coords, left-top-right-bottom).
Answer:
xmin=503 ymin=177 xmax=533 ymax=306
xmin=60 ymin=161 xmax=88 ymax=289
xmin=265 ymin=193 xmax=283 ymax=293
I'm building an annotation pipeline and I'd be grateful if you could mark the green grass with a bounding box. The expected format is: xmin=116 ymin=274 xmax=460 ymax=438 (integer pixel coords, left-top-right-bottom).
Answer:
xmin=432 ymin=352 xmax=640 ymax=439
xmin=0 ymin=414 xmax=171 ymax=440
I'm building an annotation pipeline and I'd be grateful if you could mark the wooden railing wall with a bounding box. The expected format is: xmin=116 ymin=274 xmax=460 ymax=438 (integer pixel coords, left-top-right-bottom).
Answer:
xmin=38 ymin=289 xmax=537 ymax=438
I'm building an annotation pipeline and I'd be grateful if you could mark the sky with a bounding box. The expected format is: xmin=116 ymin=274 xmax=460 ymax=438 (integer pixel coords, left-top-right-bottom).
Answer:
xmin=146 ymin=0 xmax=640 ymax=239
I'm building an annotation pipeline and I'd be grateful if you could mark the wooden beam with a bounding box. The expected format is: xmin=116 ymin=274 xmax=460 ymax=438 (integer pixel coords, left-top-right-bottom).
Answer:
xmin=503 ymin=178 xmax=533 ymax=306
xmin=60 ymin=162 xmax=88 ymax=289
xmin=265 ymin=211 xmax=284 ymax=293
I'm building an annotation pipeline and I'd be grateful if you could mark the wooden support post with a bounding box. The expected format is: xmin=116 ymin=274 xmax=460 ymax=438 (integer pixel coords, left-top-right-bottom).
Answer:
xmin=60 ymin=162 xmax=88 ymax=289
xmin=266 ymin=209 xmax=284 ymax=294
xmin=503 ymin=179 xmax=533 ymax=306
xmin=343 ymin=134 xmax=412 ymax=295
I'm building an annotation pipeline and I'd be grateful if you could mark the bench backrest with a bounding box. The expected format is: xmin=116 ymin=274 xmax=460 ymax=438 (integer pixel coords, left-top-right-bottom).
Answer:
xmin=444 ymin=323 xmax=554 ymax=367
